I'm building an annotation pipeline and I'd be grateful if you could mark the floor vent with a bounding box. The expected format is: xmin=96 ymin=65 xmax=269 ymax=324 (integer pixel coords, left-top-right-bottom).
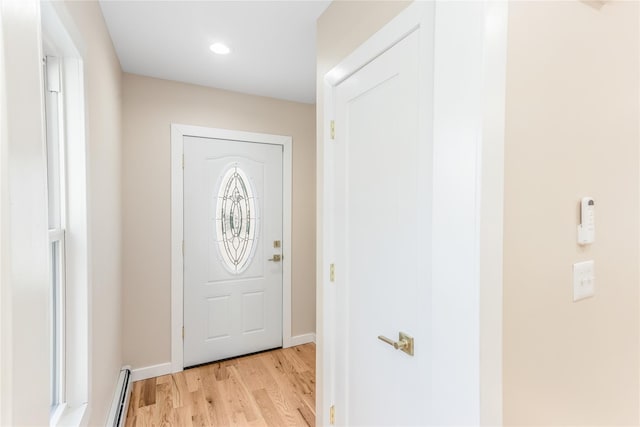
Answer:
xmin=106 ymin=366 xmax=132 ymax=427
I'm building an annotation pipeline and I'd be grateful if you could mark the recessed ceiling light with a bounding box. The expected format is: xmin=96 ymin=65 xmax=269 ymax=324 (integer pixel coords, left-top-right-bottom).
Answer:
xmin=209 ymin=42 xmax=231 ymax=55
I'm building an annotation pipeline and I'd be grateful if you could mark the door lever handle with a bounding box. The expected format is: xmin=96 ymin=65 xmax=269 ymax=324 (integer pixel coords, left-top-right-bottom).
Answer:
xmin=268 ymin=254 xmax=282 ymax=262
xmin=377 ymin=335 xmax=405 ymax=349
xmin=377 ymin=332 xmax=414 ymax=356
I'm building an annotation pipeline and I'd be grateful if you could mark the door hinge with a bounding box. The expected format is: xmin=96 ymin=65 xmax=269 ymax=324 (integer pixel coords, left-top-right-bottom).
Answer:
xmin=330 ymin=263 xmax=335 ymax=282
xmin=182 ymin=326 xmax=184 ymax=340
xmin=329 ymin=405 xmax=335 ymax=424
xmin=330 ymin=120 xmax=335 ymax=140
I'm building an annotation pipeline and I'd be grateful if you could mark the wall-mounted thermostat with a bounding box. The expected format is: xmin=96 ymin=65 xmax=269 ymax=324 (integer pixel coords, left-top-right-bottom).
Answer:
xmin=577 ymin=197 xmax=595 ymax=245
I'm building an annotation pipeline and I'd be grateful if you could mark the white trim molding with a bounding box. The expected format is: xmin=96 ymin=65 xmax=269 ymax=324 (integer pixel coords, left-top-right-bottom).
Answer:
xmin=170 ymin=124 xmax=293 ymax=373
xmin=290 ymin=333 xmax=316 ymax=347
xmin=131 ymin=363 xmax=173 ymax=382
xmin=478 ymin=1 xmax=507 ymax=425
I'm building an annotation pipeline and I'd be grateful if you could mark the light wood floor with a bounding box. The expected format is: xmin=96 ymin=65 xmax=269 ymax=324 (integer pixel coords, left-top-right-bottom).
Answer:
xmin=125 ymin=343 xmax=316 ymax=427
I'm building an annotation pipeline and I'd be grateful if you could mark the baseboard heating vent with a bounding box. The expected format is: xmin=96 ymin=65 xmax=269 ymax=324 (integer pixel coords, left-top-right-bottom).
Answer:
xmin=106 ymin=366 xmax=132 ymax=427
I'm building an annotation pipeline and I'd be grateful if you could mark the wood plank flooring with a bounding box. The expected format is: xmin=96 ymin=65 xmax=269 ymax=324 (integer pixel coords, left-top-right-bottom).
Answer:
xmin=125 ymin=343 xmax=316 ymax=427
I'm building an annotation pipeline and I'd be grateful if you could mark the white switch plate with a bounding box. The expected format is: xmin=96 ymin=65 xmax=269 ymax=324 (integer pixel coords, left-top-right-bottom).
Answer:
xmin=573 ymin=260 xmax=595 ymax=301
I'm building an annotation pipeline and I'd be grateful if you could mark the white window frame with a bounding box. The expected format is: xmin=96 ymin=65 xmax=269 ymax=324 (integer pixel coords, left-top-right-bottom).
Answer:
xmin=48 ymin=228 xmax=67 ymax=423
xmin=0 ymin=5 xmax=7 ymax=424
xmin=44 ymin=53 xmax=67 ymax=423
xmin=41 ymin=2 xmax=90 ymax=426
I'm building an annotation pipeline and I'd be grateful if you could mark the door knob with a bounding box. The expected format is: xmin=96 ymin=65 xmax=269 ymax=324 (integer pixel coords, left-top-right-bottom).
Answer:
xmin=377 ymin=332 xmax=414 ymax=356
xmin=268 ymin=254 xmax=282 ymax=262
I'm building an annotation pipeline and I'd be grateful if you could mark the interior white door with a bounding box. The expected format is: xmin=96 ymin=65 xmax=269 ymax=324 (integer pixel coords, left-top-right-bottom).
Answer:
xmin=332 ymin=30 xmax=431 ymax=425
xmin=183 ymin=136 xmax=283 ymax=367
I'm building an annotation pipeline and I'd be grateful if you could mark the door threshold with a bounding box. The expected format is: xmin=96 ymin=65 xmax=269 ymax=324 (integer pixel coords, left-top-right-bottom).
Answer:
xmin=184 ymin=346 xmax=283 ymax=370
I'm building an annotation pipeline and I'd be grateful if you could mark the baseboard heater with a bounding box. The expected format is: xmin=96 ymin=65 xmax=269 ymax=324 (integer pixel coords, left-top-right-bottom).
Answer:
xmin=106 ymin=366 xmax=132 ymax=427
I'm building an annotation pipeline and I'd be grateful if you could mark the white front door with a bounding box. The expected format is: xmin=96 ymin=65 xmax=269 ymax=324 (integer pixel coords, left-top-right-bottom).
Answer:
xmin=331 ymin=29 xmax=430 ymax=425
xmin=183 ymin=136 xmax=283 ymax=367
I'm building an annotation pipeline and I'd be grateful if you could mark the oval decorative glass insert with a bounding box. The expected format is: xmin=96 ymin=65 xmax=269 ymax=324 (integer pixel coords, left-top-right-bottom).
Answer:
xmin=215 ymin=165 xmax=259 ymax=274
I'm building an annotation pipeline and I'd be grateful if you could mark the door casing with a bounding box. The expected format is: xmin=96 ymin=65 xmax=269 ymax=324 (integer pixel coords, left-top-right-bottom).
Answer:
xmin=318 ymin=1 xmax=508 ymax=425
xmin=170 ymin=124 xmax=293 ymax=373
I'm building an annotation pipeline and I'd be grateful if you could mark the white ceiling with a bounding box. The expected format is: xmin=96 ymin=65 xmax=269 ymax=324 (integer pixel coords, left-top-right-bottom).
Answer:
xmin=99 ymin=1 xmax=331 ymax=104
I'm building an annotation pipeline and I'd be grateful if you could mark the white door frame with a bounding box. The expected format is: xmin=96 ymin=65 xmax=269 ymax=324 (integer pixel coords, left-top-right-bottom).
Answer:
xmin=318 ymin=1 xmax=507 ymax=425
xmin=170 ymin=123 xmax=293 ymax=373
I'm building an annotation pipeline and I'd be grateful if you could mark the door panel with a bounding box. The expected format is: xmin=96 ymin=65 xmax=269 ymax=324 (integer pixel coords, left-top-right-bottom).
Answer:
xmin=206 ymin=296 xmax=230 ymax=340
xmin=242 ymin=291 xmax=265 ymax=333
xmin=333 ymin=30 xmax=430 ymax=425
xmin=184 ymin=136 xmax=283 ymax=367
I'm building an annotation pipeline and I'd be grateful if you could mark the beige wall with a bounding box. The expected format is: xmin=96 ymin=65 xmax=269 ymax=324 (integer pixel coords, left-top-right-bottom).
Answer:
xmin=503 ymin=1 xmax=639 ymax=425
xmin=121 ymin=73 xmax=316 ymax=369
xmin=0 ymin=0 xmax=123 ymax=425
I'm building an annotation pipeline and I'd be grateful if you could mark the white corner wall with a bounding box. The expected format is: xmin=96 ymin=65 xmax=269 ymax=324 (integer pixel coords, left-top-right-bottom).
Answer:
xmin=0 ymin=4 xmax=7 ymax=424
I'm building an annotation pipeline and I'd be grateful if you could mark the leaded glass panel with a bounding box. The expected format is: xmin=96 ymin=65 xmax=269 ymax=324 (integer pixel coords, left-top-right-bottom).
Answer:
xmin=215 ymin=165 xmax=259 ymax=274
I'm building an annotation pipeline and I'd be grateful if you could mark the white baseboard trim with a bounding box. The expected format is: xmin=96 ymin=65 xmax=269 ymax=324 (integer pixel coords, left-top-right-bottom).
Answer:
xmin=289 ymin=333 xmax=316 ymax=347
xmin=131 ymin=362 xmax=172 ymax=382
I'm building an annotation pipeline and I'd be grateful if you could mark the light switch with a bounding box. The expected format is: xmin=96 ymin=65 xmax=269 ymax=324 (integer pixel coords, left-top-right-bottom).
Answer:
xmin=573 ymin=260 xmax=595 ymax=302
